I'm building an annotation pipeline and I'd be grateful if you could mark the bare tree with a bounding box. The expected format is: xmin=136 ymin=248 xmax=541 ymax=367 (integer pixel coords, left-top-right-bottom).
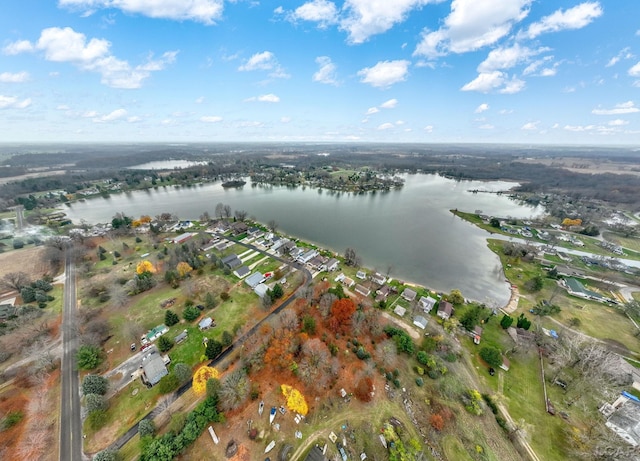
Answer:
xmin=108 ymin=284 xmax=129 ymax=308
xmin=375 ymin=339 xmax=398 ymax=369
xmin=219 ymin=369 xmax=250 ymax=411
xmin=344 ymin=247 xmax=361 ymax=266
xmin=299 ymin=339 xmax=331 ymax=390
xmin=276 ymin=310 xmax=299 ymax=331
xmin=0 ymin=271 xmax=31 ymax=291
xmin=267 ymin=219 xmax=278 ymax=233
xmin=124 ymin=322 xmax=145 ymax=344
xmin=234 ymin=210 xmax=248 ymax=221
xmin=319 ymin=293 xmax=338 ymax=318
xmin=223 ymin=205 xmax=232 ymax=219
xmin=199 ymin=211 xmax=211 ymax=223
xmin=215 ymin=202 xmax=225 ymax=219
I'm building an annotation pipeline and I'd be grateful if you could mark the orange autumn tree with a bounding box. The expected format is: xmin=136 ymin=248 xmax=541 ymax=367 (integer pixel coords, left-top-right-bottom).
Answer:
xmin=136 ymin=260 xmax=156 ymax=274
xmin=328 ymin=298 xmax=356 ymax=334
xmin=192 ymin=366 xmax=220 ymax=395
xmin=562 ymin=218 xmax=582 ymax=227
xmin=281 ymin=384 xmax=308 ymax=415
xmin=264 ymin=331 xmax=294 ymax=370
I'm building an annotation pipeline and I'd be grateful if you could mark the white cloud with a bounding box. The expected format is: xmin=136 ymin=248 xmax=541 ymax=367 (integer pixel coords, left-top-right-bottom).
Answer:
xmin=200 ymin=115 xmax=223 ymax=122
xmin=629 ymin=62 xmax=640 ymax=77
xmin=56 ymin=104 xmax=70 ymax=110
xmin=592 ymin=101 xmax=640 ymax=115
xmin=195 ymin=96 xmax=204 ymax=104
xmin=357 ymin=60 xmax=410 ymax=88
xmin=606 ymin=57 xmax=620 ymax=68
xmin=82 ymin=110 xmax=98 ymax=118
xmin=414 ymin=0 xmax=532 ymax=58
xmin=479 ymin=124 xmax=494 ymax=129
xmin=238 ymin=51 xmax=288 ymax=78
xmin=366 ymin=107 xmax=379 ymax=115
xmin=0 ymin=95 xmax=31 ymax=109
xmin=290 ymin=0 xmax=338 ymax=26
xmin=499 ymin=109 xmax=513 ymax=115
xmin=2 ymin=40 xmax=33 ymax=55
xmin=608 ymin=119 xmax=628 ymax=126
xmin=244 ymin=93 xmax=280 ymax=103
xmin=477 ymin=44 xmax=548 ymax=72
xmin=522 ymin=2 xmax=603 ymax=39
xmin=499 ymin=76 xmax=526 ymax=94
xmin=380 ymin=98 xmax=398 ymax=109
xmin=522 ymin=56 xmax=553 ymax=75
xmin=59 ymin=0 xmax=224 ymax=24
xmin=563 ymin=124 xmax=615 ymax=134
xmin=539 ymin=67 xmax=557 ymax=77
xmin=461 ymin=71 xmax=504 ymax=92
xmin=312 ymin=56 xmax=338 ymax=85
xmin=521 ymin=121 xmax=539 ymax=130
xmin=395 ymin=120 xmax=405 ymax=125
xmin=96 ymin=108 xmax=127 ymax=122
xmin=423 ymin=125 xmax=433 ymax=133
xmin=127 ymin=116 xmax=141 ymax=123
xmin=604 ymin=47 xmax=633 ymax=69
xmin=0 ymin=71 xmax=30 ymax=83
xmin=341 ymin=0 xmax=433 ymax=44
xmin=280 ymin=116 xmax=291 ymax=123
xmin=377 ymin=122 xmax=395 ymax=130
xmin=7 ymin=27 xmax=177 ymax=89
xmin=475 ymin=103 xmax=489 ymax=113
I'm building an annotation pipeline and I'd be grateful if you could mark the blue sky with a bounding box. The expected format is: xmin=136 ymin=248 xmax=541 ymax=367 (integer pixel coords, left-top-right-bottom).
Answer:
xmin=0 ymin=0 xmax=639 ymax=144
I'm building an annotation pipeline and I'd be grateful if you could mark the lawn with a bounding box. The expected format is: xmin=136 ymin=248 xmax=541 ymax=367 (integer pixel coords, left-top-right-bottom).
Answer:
xmin=442 ymin=435 xmax=474 ymax=461
xmin=603 ymin=231 xmax=640 ymax=253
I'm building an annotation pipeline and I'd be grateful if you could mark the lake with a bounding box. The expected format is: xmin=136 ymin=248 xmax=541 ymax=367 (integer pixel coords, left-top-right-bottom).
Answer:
xmin=62 ymin=174 xmax=542 ymax=305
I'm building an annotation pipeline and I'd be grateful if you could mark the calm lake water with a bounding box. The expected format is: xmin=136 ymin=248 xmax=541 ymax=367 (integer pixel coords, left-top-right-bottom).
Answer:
xmin=63 ymin=174 xmax=541 ymax=305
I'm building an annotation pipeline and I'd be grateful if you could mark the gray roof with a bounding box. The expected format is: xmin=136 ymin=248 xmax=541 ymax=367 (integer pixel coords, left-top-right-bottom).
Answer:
xmin=254 ymin=283 xmax=269 ymax=298
xmin=174 ymin=331 xmax=188 ymax=343
xmin=402 ymin=288 xmax=417 ymax=301
xmin=234 ymin=265 xmax=250 ymax=278
xmin=608 ymin=401 xmax=640 ymax=445
xmin=304 ymin=446 xmax=327 ymax=461
xmin=142 ymin=355 xmax=168 ymax=386
xmin=221 ymin=254 xmax=242 ymax=269
xmin=413 ymin=315 xmax=428 ymax=329
xmin=245 ymin=272 xmax=265 ymax=288
xmin=199 ymin=317 xmax=213 ymax=329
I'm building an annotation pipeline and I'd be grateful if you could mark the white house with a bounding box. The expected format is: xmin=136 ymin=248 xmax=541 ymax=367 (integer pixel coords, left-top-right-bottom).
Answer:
xmin=418 ymin=296 xmax=437 ymax=313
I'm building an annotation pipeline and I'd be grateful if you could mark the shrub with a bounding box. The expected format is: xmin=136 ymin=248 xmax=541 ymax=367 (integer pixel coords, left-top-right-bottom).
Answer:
xmin=82 ymin=375 xmax=108 ymax=395
xmin=2 ymin=411 xmax=23 ymax=430
xmin=183 ymin=306 xmax=200 ymax=322
xmin=221 ymin=331 xmax=233 ymax=348
xmin=158 ymin=373 xmax=180 ymax=394
xmin=205 ymin=339 xmax=223 ymax=360
xmin=479 ymin=346 xmax=502 ymax=368
xmin=77 ymin=345 xmax=102 ymax=370
xmin=220 ymin=292 xmax=230 ymax=302
xmin=482 ymin=393 xmax=498 ymax=415
xmin=164 ymin=310 xmax=179 ymax=326
xmin=157 ymin=336 xmax=174 ymax=353
xmin=93 ymin=448 xmax=119 ymax=461
xmin=173 ymin=363 xmax=192 ymax=384
xmin=138 ymin=419 xmax=155 ymax=437
xmin=500 ymin=314 xmax=514 ymax=329
xmin=87 ymin=409 xmax=108 ymax=430
xmin=415 ymin=377 xmax=424 ymax=387
xmin=429 ymin=413 xmax=444 ymax=431
xmin=85 ymin=394 xmax=107 ymax=412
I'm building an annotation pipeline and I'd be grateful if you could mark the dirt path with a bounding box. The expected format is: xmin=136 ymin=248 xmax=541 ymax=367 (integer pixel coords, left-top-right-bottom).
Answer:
xmin=380 ymin=311 xmax=421 ymax=340
xmin=502 ymin=286 xmax=520 ymax=313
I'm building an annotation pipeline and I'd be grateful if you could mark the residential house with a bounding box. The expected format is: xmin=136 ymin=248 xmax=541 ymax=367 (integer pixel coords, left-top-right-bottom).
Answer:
xmin=174 ymin=330 xmax=188 ymax=344
xmin=289 ymin=247 xmax=304 ymax=259
xmin=376 ymin=285 xmax=391 ymax=298
xmin=371 ymin=272 xmax=386 ymax=285
xmin=271 ymin=237 xmax=285 ymax=252
xmin=171 ymin=232 xmax=194 ymax=245
xmin=354 ymin=284 xmax=370 ymax=297
xmin=326 ymin=258 xmax=339 ymax=271
xmin=418 ymin=296 xmax=437 ymax=313
xmin=230 ymin=221 xmax=248 ymax=235
xmin=413 ymin=315 xmax=428 ymax=330
xmin=247 ymin=227 xmax=261 ymax=237
xmin=402 ymin=288 xmax=417 ymax=302
xmin=221 ymin=254 xmax=242 ymax=269
xmin=341 ymin=277 xmax=355 ymax=288
xmin=233 ymin=265 xmax=250 ymax=279
xmin=437 ymin=301 xmax=454 ymax=320
xmin=356 ymin=270 xmax=367 ymax=280
xmin=198 ymin=317 xmax=214 ymax=331
xmin=141 ymin=325 xmax=168 ymax=345
xmin=279 ymin=240 xmax=296 ymax=255
xmin=308 ymin=255 xmax=328 ymax=271
xmin=245 ymin=272 xmax=265 ymax=288
xmin=297 ymin=249 xmax=319 ymax=264
xmin=141 ymin=354 xmax=169 ymax=386
xmin=602 ymin=395 xmax=640 ymax=446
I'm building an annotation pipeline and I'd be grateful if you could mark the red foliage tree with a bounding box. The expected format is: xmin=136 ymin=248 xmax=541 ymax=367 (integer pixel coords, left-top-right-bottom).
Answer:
xmin=330 ymin=298 xmax=356 ymax=333
xmin=354 ymin=376 xmax=374 ymax=402
xmin=264 ymin=331 xmax=294 ymax=370
xmin=429 ymin=413 xmax=445 ymax=431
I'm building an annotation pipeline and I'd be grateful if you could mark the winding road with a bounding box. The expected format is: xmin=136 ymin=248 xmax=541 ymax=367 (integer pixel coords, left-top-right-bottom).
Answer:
xmin=60 ymin=252 xmax=83 ymax=461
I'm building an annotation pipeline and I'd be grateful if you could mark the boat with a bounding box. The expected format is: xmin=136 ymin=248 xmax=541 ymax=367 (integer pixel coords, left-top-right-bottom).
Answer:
xmin=269 ymin=406 xmax=277 ymax=424
xmin=259 ymin=400 xmax=264 ymax=416
xmin=265 ymin=440 xmax=275 ymax=453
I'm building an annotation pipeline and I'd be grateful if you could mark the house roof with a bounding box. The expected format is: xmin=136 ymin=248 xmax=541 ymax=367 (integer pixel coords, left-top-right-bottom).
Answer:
xmin=234 ymin=266 xmax=250 ymax=278
xmin=199 ymin=317 xmax=213 ymax=329
xmin=304 ymin=446 xmax=327 ymax=461
xmin=438 ymin=301 xmax=453 ymax=315
xmin=142 ymin=355 xmax=168 ymax=386
xmin=254 ymin=283 xmax=269 ymax=298
xmin=402 ymin=288 xmax=417 ymax=301
xmin=394 ymin=306 xmax=406 ymax=317
xmin=608 ymin=401 xmax=640 ymax=445
xmin=413 ymin=315 xmax=428 ymax=329
xmin=245 ymin=272 xmax=265 ymax=288
xmin=419 ymin=296 xmax=436 ymax=307
xmin=326 ymin=258 xmax=339 ymax=268
xmin=354 ymin=284 xmax=370 ymax=296
xmin=221 ymin=253 xmax=239 ymax=264
xmin=174 ymin=331 xmax=188 ymax=343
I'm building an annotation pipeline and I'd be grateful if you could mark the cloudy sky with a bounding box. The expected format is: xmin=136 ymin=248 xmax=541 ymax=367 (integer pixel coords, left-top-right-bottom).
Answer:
xmin=1 ymin=0 xmax=639 ymax=144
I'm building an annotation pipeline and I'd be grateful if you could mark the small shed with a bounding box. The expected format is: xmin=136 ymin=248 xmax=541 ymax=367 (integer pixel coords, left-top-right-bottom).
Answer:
xmin=393 ymin=306 xmax=406 ymax=317
xmin=254 ymin=283 xmax=269 ymax=298
xmin=174 ymin=330 xmax=188 ymax=344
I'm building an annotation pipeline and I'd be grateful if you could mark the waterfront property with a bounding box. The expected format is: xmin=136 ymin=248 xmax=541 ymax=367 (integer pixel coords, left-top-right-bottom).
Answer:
xmin=437 ymin=301 xmax=454 ymax=320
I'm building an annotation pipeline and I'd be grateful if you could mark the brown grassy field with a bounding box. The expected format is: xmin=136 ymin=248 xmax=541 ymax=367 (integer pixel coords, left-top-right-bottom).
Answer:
xmin=0 ymin=246 xmax=50 ymax=284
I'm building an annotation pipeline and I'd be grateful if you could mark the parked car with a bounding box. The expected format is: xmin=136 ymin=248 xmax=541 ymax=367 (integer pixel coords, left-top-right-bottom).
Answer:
xmin=130 ymin=343 xmax=136 ymax=351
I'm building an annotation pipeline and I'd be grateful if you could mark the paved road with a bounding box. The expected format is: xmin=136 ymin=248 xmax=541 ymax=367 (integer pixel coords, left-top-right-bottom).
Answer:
xmin=109 ymin=236 xmax=312 ymax=452
xmin=60 ymin=253 xmax=83 ymax=461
